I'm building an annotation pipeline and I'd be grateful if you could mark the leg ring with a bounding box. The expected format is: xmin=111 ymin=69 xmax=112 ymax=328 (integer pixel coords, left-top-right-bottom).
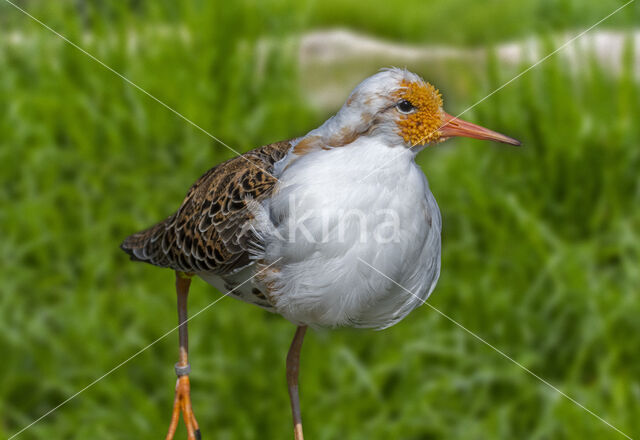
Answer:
xmin=174 ymin=362 xmax=191 ymax=377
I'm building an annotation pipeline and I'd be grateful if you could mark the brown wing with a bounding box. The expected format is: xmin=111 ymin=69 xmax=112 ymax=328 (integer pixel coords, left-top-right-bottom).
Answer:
xmin=120 ymin=139 xmax=293 ymax=274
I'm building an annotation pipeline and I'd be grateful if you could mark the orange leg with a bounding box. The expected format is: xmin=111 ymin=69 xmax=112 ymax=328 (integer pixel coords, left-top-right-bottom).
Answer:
xmin=287 ymin=325 xmax=307 ymax=440
xmin=166 ymin=272 xmax=201 ymax=440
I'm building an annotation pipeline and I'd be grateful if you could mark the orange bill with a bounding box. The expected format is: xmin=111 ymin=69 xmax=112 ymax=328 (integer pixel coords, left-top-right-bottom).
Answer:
xmin=439 ymin=112 xmax=521 ymax=146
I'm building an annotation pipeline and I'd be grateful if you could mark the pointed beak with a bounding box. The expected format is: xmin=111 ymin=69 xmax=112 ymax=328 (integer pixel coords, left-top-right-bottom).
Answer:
xmin=439 ymin=112 xmax=521 ymax=146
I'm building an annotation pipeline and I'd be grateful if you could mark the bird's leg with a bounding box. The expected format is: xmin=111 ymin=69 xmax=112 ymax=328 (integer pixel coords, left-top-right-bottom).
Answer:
xmin=286 ymin=325 xmax=307 ymax=440
xmin=166 ymin=271 xmax=201 ymax=440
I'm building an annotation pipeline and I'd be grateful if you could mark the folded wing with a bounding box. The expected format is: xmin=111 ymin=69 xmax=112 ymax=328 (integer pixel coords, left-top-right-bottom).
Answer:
xmin=120 ymin=139 xmax=293 ymax=274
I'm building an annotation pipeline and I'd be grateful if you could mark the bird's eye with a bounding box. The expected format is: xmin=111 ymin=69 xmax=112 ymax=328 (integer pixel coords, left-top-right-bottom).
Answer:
xmin=396 ymin=100 xmax=415 ymax=114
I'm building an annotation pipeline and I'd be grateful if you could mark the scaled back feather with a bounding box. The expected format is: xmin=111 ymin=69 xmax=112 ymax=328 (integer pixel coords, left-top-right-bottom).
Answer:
xmin=120 ymin=139 xmax=293 ymax=274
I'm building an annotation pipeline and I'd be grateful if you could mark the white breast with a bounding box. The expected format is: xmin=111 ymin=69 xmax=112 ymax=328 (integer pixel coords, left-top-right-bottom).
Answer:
xmin=253 ymin=137 xmax=442 ymax=329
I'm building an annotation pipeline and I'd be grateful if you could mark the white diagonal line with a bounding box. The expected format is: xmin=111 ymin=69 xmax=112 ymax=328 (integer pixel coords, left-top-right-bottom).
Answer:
xmin=2 ymin=0 xmax=281 ymax=182
xmin=434 ymin=0 xmax=634 ymax=134
xmin=358 ymin=257 xmax=633 ymax=440
xmin=7 ymin=258 xmax=282 ymax=440
xmin=358 ymin=0 xmax=635 ymax=183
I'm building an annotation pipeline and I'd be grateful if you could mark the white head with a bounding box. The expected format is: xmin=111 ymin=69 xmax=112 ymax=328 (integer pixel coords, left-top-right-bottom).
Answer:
xmin=298 ymin=68 xmax=519 ymax=153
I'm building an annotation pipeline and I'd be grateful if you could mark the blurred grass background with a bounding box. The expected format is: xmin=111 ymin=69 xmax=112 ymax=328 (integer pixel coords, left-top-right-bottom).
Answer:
xmin=1 ymin=0 xmax=640 ymax=439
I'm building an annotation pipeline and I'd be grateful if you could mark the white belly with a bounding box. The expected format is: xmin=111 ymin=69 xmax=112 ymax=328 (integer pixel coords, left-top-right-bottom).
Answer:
xmin=251 ymin=139 xmax=442 ymax=329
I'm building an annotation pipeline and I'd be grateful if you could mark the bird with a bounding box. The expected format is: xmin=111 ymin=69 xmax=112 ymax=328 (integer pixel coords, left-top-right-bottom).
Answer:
xmin=121 ymin=67 xmax=520 ymax=440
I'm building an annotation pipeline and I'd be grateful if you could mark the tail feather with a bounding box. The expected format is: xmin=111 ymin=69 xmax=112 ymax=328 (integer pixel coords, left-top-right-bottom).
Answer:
xmin=120 ymin=218 xmax=172 ymax=267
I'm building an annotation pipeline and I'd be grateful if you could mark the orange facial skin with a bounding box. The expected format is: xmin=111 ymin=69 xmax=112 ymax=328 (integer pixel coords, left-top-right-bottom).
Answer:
xmin=394 ymin=80 xmax=444 ymax=146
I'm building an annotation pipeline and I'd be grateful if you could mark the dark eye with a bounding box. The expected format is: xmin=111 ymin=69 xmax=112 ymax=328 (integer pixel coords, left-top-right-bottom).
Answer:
xmin=396 ymin=99 xmax=415 ymax=114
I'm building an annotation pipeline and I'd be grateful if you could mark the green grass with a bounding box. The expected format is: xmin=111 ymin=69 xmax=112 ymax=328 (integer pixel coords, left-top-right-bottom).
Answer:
xmin=308 ymin=0 xmax=640 ymax=45
xmin=1 ymin=1 xmax=639 ymax=439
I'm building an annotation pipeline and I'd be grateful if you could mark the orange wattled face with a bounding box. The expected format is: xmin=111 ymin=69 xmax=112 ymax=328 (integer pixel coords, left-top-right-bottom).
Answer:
xmin=393 ymin=80 xmax=445 ymax=146
xmin=392 ymin=79 xmax=521 ymax=148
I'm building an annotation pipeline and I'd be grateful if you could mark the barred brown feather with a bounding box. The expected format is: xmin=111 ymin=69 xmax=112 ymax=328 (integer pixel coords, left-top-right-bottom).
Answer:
xmin=120 ymin=139 xmax=293 ymax=274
